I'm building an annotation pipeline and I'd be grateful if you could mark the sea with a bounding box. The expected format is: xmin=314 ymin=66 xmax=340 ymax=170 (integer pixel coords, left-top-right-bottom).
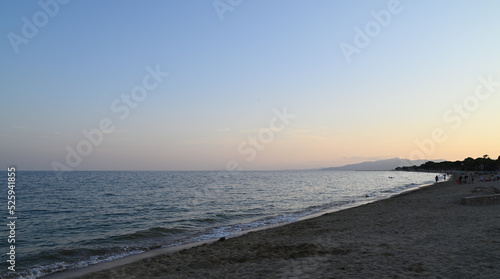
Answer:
xmin=1 ymin=170 xmax=442 ymax=278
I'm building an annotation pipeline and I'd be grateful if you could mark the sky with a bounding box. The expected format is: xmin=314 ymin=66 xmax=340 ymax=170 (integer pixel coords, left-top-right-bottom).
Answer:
xmin=1 ymin=0 xmax=500 ymax=171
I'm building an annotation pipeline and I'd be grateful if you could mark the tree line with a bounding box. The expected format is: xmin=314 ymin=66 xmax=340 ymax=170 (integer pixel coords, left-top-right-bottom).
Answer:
xmin=395 ymin=155 xmax=500 ymax=172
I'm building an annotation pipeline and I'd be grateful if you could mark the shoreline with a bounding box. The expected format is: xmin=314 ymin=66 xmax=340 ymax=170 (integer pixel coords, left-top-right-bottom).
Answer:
xmin=42 ymin=185 xmax=431 ymax=279
xmin=39 ymin=176 xmax=439 ymax=279
xmin=71 ymin=178 xmax=499 ymax=278
xmin=41 ymin=177 xmax=500 ymax=278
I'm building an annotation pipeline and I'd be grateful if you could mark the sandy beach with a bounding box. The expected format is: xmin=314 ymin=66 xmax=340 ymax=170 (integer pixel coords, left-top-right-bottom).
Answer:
xmin=56 ymin=178 xmax=499 ymax=278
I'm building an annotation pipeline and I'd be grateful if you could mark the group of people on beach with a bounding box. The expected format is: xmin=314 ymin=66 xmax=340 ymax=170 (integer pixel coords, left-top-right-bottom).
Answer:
xmin=456 ymin=171 xmax=499 ymax=184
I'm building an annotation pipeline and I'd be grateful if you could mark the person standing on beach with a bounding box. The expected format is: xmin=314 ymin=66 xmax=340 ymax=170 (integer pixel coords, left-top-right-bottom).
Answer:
xmin=435 ymin=175 xmax=439 ymax=183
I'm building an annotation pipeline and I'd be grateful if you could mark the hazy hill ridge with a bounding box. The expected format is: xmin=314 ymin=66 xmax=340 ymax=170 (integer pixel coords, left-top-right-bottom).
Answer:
xmin=321 ymin=158 xmax=431 ymax=171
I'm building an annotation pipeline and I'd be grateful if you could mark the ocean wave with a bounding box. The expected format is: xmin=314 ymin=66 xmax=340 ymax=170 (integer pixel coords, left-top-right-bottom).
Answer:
xmin=9 ymin=249 xmax=145 ymax=279
xmin=109 ymin=227 xmax=186 ymax=241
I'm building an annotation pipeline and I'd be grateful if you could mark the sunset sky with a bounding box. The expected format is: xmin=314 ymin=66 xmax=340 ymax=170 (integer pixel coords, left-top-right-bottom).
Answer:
xmin=1 ymin=0 xmax=499 ymax=171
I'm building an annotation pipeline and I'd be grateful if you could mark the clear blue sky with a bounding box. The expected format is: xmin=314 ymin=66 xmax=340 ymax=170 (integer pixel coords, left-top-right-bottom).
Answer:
xmin=1 ymin=0 xmax=500 ymax=171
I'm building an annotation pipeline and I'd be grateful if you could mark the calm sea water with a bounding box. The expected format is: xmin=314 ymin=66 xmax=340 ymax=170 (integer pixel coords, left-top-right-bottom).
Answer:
xmin=1 ymin=170 xmax=440 ymax=278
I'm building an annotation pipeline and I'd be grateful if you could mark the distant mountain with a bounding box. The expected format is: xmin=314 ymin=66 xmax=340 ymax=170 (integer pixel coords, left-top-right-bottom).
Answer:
xmin=321 ymin=158 xmax=432 ymax=171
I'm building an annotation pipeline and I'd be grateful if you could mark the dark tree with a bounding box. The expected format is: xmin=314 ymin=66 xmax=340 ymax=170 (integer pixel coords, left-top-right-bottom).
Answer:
xmin=395 ymin=155 xmax=500 ymax=172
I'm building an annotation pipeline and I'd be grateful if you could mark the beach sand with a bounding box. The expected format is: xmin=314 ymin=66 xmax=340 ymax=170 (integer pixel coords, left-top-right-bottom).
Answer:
xmin=60 ymin=178 xmax=499 ymax=278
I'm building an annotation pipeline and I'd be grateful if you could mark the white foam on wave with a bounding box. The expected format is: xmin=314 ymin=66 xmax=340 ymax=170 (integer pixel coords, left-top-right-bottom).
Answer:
xmin=15 ymin=249 xmax=145 ymax=279
xmin=191 ymin=202 xmax=353 ymax=242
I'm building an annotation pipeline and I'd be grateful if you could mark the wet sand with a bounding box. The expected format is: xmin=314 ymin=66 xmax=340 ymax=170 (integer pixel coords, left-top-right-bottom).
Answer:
xmin=57 ymin=178 xmax=500 ymax=278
